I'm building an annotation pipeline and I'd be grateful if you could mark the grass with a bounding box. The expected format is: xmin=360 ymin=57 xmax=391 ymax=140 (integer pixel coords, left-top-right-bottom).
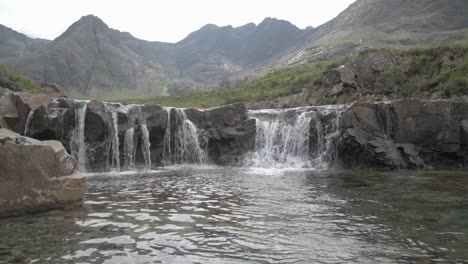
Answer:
xmin=122 ymin=61 xmax=346 ymax=108
xmin=0 ymin=64 xmax=40 ymax=93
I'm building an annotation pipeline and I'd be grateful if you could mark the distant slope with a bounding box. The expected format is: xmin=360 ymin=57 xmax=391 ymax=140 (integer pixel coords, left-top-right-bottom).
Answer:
xmin=281 ymin=0 xmax=468 ymax=65
xmin=126 ymin=45 xmax=468 ymax=108
xmin=0 ymin=25 xmax=50 ymax=60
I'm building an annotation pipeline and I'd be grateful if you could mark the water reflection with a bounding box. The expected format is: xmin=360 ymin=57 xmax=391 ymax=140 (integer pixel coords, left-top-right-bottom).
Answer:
xmin=0 ymin=168 xmax=467 ymax=263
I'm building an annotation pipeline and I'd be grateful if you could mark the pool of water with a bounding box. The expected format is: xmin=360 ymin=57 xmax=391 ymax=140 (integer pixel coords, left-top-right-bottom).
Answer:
xmin=1 ymin=167 xmax=468 ymax=263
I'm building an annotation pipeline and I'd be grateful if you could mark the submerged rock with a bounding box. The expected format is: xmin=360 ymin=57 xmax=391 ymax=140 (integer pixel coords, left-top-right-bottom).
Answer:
xmin=0 ymin=128 xmax=85 ymax=216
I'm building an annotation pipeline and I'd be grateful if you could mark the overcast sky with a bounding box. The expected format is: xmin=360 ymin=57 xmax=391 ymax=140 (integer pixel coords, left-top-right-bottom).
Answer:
xmin=0 ymin=0 xmax=355 ymax=43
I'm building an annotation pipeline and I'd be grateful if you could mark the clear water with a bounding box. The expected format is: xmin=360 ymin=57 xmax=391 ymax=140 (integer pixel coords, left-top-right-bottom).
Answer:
xmin=1 ymin=167 xmax=468 ymax=263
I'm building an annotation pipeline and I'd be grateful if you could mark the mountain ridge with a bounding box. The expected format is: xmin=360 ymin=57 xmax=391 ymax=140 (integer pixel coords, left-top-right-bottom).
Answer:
xmin=0 ymin=24 xmax=51 ymax=61
xmin=2 ymin=0 xmax=468 ymax=99
xmin=1 ymin=15 xmax=310 ymax=97
xmin=282 ymin=0 xmax=468 ymax=65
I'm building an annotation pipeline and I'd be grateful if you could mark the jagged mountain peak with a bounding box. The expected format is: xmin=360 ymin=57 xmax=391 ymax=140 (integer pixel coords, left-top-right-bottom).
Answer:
xmin=59 ymin=14 xmax=111 ymax=39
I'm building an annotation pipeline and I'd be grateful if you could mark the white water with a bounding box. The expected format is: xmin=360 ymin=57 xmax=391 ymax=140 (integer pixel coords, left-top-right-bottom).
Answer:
xmin=64 ymin=99 xmax=348 ymax=173
xmin=162 ymin=108 xmax=207 ymax=164
xmin=247 ymin=106 xmax=346 ymax=169
xmin=173 ymin=109 xmax=207 ymax=164
xmin=318 ymin=106 xmax=345 ymax=165
xmin=71 ymin=103 xmax=89 ymax=173
xmin=110 ymin=109 xmax=121 ymax=172
xmin=140 ymin=124 xmax=151 ymax=171
xmin=23 ymin=109 xmax=35 ymax=137
xmin=162 ymin=107 xmax=172 ymax=165
xmin=124 ymin=127 xmax=135 ymax=170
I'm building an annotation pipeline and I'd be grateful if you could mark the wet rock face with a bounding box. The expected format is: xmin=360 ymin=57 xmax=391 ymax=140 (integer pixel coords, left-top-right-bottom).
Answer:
xmin=27 ymin=98 xmax=256 ymax=171
xmin=0 ymin=129 xmax=85 ymax=216
xmin=337 ymin=99 xmax=468 ymax=169
xmin=186 ymin=103 xmax=256 ymax=165
xmin=9 ymin=91 xmax=468 ymax=171
xmin=0 ymin=91 xmax=50 ymax=134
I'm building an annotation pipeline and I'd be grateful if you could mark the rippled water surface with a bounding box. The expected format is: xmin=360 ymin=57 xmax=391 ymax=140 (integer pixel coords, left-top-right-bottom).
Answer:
xmin=1 ymin=167 xmax=468 ymax=263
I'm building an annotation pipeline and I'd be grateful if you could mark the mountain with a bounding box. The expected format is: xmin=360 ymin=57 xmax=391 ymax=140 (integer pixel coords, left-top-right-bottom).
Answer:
xmin=282 ymin=0 xmax=468 ymax=65
xmin=3 ymin=16 xmax=170 ymax=99
xmin=0 ymin=16 xmax=307 ymax=98
xmin=2 ymin=0 xmax=468 ymax=98
xmin=0 ymin=25 xmax=50 ymax=60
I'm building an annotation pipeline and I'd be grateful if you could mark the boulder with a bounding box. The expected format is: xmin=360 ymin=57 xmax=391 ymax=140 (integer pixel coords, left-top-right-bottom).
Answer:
xmin=40 ymin=82 xmax=68 ymax=98
xmin=0 ymin=128 xmax=85 ymax=216
xmin=192 ymin=103 xmax=256 ymax=165
xmin=9 ymin=92 xmax=51 ymax=134
xmin=0 ymin=88 xmax=19 ymax=130
xmin=203 ymin=102 xmax=247 ymax=127
xmin=207 ymin=118 xmax=256 ymax=165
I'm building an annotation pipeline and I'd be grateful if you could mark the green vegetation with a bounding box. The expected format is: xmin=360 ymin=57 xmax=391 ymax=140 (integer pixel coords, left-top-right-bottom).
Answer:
xmin=0 ymin=64 xmax=40 ymax=93
xmin=123 ymin=45 xmax=468 ymax=108
xmin=123 ymin=64 xmax=328 ymax=108
xmin=364 ymin=45 xmax=468 ymax=98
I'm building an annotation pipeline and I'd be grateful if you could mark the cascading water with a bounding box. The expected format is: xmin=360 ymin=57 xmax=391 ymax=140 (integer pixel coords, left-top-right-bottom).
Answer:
xmin=317 ymin=106 xmax=346 ymax=165
xmin=162 ymin=107 xmax=172 ymax=165
xmin=59 ymin=99 xmax=209 ymax=173
xmin=140 ymin=124 xmax=151 ymax=171
xmin=246 ymin=106 xmax=346 ymax=169
xmin=162 ymin=108 xmax=207 ymax=164
xmin=249 ymin=110 xmax=313 ymax=168
xmin=71 ymin=102 xmax=89 ymax=173
xmin=23 ymin=109 xmax=35 ymax=137
xmin=109 ymin=108 xmax=121 ymax=172
xmin=124 ymin=126 xmax=136 ymax=170
xmin=106 ymin=104 xmax=152 ymax=172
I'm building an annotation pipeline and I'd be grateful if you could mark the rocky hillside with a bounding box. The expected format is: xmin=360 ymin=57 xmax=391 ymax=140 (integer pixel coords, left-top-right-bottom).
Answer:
xmin=132 ymin=45 xmax=468 ymax=108
xmin=282 ymin=0 xmax=468 ymax=65
xmin=250 ymin=45 xmax=468 ymax=109
xmin=0 ymin=25 xmax=50 ymax=61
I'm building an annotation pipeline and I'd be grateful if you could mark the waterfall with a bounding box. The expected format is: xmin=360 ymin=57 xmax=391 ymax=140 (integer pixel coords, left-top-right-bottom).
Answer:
xmin=162 ymin=108 xmax=206 ymax=164
xmin=124 ymin=127 xmax=135 ymax=170
xmin=317 ymin=106 xmax=345 ymax=166
xmin=106 ymin=104 xmax=152 ymax=172
xmin=23 ymin=109 xmax=35 ymax=136
xmin=162 ymin=107 xmax=172 ymax=165
xmin=140 ymin=124 xmax=151 ymax=171
xmin=110 ymin=108 xmax=121 ymax=172
xmin=71 ymin=102 xmax=88 ymax=173
xmin=246 ymin=106 xmax=346 ymax=169
xmin=62 ymin=100 xmax=209 ymax=173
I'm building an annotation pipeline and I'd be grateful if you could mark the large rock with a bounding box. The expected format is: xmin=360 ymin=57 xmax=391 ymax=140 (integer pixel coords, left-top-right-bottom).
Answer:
xmin=0 ymin=88 xmax=19 ymax=129
xmin=337 ymin=99 xmax=468 ymax=169
xmin=0 ymin=128 xmax=85 ymax=216
xmin=185 ymin=103 xmax=256 ymax=165
xmin=40 ymin=82 xmax=68 ymax=98
xmin=9 ymin=92 xmax=51 ymax=134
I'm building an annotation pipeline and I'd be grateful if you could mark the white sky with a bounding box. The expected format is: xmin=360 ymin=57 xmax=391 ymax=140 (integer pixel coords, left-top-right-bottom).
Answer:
xmin=0 ymin=0 xmax=355 ymax=43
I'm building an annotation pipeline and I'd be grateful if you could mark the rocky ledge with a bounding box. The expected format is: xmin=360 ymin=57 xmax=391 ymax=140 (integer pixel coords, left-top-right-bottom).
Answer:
xmin=3 ymin=86 xmax=468 ymax=171
xmin=337 ymin=99 xmax=468 ymax=169
xmin=0 ymin=129 xmax=85 ymax=216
